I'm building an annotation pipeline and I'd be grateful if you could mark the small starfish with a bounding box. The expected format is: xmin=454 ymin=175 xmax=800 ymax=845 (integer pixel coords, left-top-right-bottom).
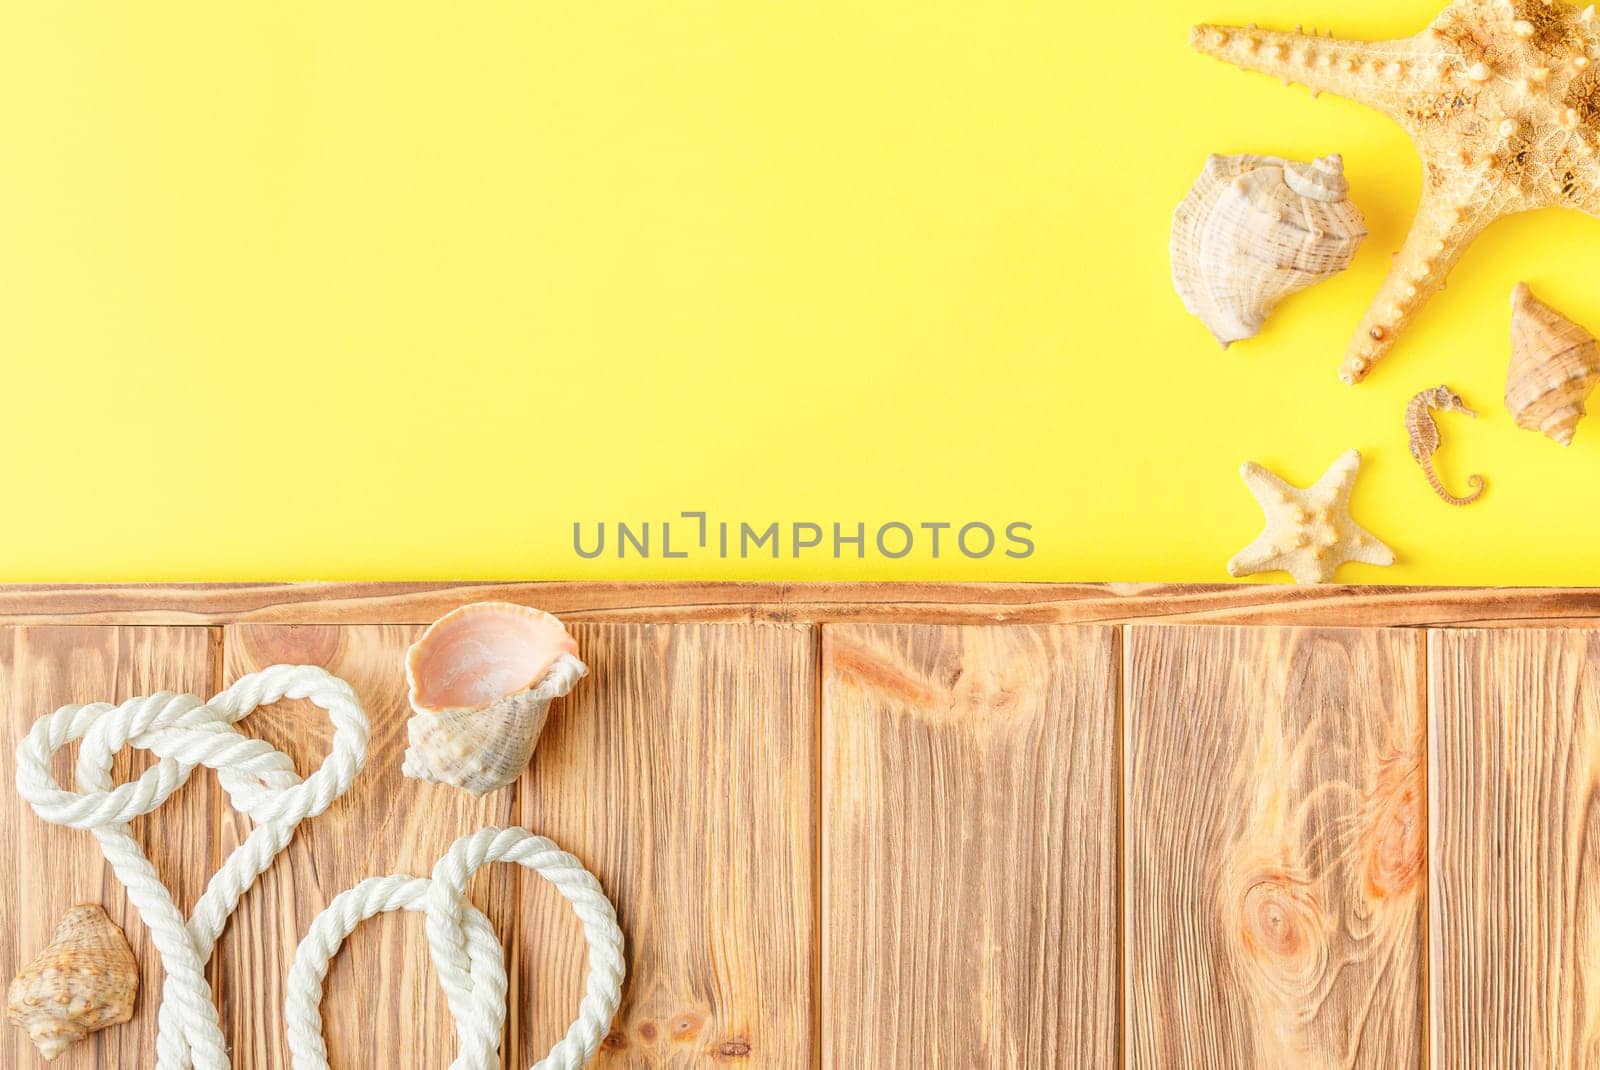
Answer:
xmin=1193 ymin=0 xmax=1600 ymax=384
xmin=1228 ymin=450 xmax=1397 ymax=583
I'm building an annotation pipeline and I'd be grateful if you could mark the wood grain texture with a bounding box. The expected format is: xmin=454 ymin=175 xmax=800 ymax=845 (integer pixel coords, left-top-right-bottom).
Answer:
xmin=821 ymin=624 xmax=1118 ymax=1067
xmin=1125 ymin=625 xmax=1427 ymax=1068
xmin=217 ymin=625 xmax=518 ymax=1068
xmin=11 ymin=595 xmax=1600 ymax=1068
xmin=6 ymin=581 xmax=1600 ymax=628
xmin=1429 ymin=629 xmax=1600 ymax=1069
xmin=514 ymin=623 xmax=817 ymax=1067
xmin=0 ymin=626 xmax=218 ymax=1068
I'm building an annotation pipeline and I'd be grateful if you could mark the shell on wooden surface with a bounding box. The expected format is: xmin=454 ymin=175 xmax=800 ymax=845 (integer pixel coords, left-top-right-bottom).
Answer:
xmin=1506 ymin=283 xmax=1600 ymax=447
xmin=402 ymin=602 xmax=586 ymax=795
xmin=6 ymin=905 xmax=137 ymax=1061
xmin=1172 ymin=153 xmax=1367 ymax=347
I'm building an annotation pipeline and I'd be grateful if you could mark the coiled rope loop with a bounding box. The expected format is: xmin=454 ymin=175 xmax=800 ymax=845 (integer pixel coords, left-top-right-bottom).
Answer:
xmin=286 ymin=826 xmax=625 ymax=1070
xmin=14 ymin=664 xmax=371 ymax=1070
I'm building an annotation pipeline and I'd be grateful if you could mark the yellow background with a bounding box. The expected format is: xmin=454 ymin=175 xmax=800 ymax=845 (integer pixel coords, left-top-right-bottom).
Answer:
xmin=3 ymin=2 xmax=1597 ymax=584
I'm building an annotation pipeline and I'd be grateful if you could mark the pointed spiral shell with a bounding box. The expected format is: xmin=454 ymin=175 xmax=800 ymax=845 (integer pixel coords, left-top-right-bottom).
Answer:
xmin=1506 ymin=282 xmax=1600 ymax=446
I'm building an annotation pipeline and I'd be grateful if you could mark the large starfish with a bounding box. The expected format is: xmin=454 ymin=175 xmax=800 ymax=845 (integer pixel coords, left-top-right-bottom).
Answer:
xmin=1193 ymin=0 xmax=1600 ymax=384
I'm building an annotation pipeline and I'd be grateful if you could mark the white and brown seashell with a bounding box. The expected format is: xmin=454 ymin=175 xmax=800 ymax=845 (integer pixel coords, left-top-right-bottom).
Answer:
xmin=1506 ymin=282 xmax=1600 ymax=446
xmin=1172 ymin=153 xmax=1367 ymax=347
xmin=402 ymin=602 xmax=586 ymax=795
xmin=7 ymin=904 xmax=138 ymax=1061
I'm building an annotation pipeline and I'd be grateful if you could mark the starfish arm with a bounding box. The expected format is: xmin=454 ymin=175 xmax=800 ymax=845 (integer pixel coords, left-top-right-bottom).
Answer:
xmin=1344 ymin=527 xmax=1398 ymax=568
xmin=1309 ymin=449 xmax=1363 ymax=499
xmin=1227 ymin=534 xmax=1278 ymax=578
xmin=1339 ymin=182 xmax=1496 ymax=383
xmin=1190 ymin=23 xmax=1425 ymax=119
xmin=1240 ymin=461 xmax=1296 ymax=507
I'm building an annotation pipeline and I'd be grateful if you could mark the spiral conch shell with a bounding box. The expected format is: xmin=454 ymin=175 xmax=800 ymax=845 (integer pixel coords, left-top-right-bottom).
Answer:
xmin=1506 ymin=283 xmax=1600 ymax=447
xmin=1172 ymin=153 xmax=1366 ymax=347
xmin=7 ymin=905 xmax=137 ymax=1061
xmin=403 ymin=602 xmax=586 ymax=795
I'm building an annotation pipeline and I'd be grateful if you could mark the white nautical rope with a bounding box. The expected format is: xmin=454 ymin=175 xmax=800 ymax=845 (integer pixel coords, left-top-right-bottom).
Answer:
xmin=286 ymin=826 xmax=625 ymax=1070
xmin=14 ymin=664 xmax=371 ymax=1070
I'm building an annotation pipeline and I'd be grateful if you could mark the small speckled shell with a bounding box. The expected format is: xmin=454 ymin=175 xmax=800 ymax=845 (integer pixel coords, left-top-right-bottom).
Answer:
xmin=1172 ymin=153 xmax=1367 ymax=347
xmin=402 ymin=602 xmax=586 ymax=795
xmin=1506 ymin=282 xmax=1600 ymax=446
xmin=6 ymin=905 xmax=138 ymax=1061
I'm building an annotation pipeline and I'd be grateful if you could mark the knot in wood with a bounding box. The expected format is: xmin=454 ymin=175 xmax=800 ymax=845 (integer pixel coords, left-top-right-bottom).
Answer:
xmin=1239 ymin=875 xmax=1328 ymax=994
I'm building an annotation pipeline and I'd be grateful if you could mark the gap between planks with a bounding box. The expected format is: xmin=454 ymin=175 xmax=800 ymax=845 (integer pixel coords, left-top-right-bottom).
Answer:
xmin=1113 ymin=625 xmax=1126 ymax=1070
xmin=811 ymin=631 xmax=824 ymax=1070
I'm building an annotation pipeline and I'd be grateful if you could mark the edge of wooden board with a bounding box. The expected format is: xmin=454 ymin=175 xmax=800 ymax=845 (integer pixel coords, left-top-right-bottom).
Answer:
xmin=1 ymin=581 xmax=1599 ymax=627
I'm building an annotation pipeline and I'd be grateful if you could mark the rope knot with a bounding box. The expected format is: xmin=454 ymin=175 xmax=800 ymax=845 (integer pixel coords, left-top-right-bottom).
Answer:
xmin=286 ymin=827 xmax=624 ymax=1070
xmin=13 ymin=664 xmax=371 ymax=1070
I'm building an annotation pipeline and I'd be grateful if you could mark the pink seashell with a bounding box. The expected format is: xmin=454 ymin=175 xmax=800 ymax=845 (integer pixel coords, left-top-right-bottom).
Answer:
xmin=402 ymin=603 xmax=585 ymax=795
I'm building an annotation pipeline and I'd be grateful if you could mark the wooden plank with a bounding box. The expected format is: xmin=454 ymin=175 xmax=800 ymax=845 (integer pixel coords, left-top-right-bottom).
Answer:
xmin=514 ymin=623 xmax=817 ymax=1066
xmin=0 ymin=625 xmax=218 ymax=1068
xmin=216 ymin=624 xmax=519 ymax=1068
xmin=1428 ymin=629 xmax=1600 ymax=1068
xmin=1124 ymin=625 xmax=1426 ymax=1068
xmin=821 ymin=624 xmax=1118 ymax=1066
xmin=4 ymin=581 xmax=1600 ymax=629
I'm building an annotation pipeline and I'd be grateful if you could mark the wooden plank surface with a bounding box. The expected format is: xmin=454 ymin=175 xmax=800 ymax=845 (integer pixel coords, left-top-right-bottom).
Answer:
xmin=5 ymin=581 xmax=1600 ymax=629
xmin=7 ymin=596 xmax=1600 ymax=1068
xmin=0 ymin=626 xmax=219 ymax=1068
xmin=217 ymin=625 xmax=519 ymax=1067
xmin=821 ymin=624 xmax=1118 ymax=1066
xmin=1124 ymin=625 xmax=1427 ymax=1068
xmin=1429 ymin=629 xmax=1600 ymax=1068
xmin=515 ymin=623 xmax=818 ymax=1067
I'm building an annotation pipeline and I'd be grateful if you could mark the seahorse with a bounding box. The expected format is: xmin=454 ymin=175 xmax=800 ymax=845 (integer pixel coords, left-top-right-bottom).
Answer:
xmin=1406 ymin=385 xmax=1485 ymax=506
